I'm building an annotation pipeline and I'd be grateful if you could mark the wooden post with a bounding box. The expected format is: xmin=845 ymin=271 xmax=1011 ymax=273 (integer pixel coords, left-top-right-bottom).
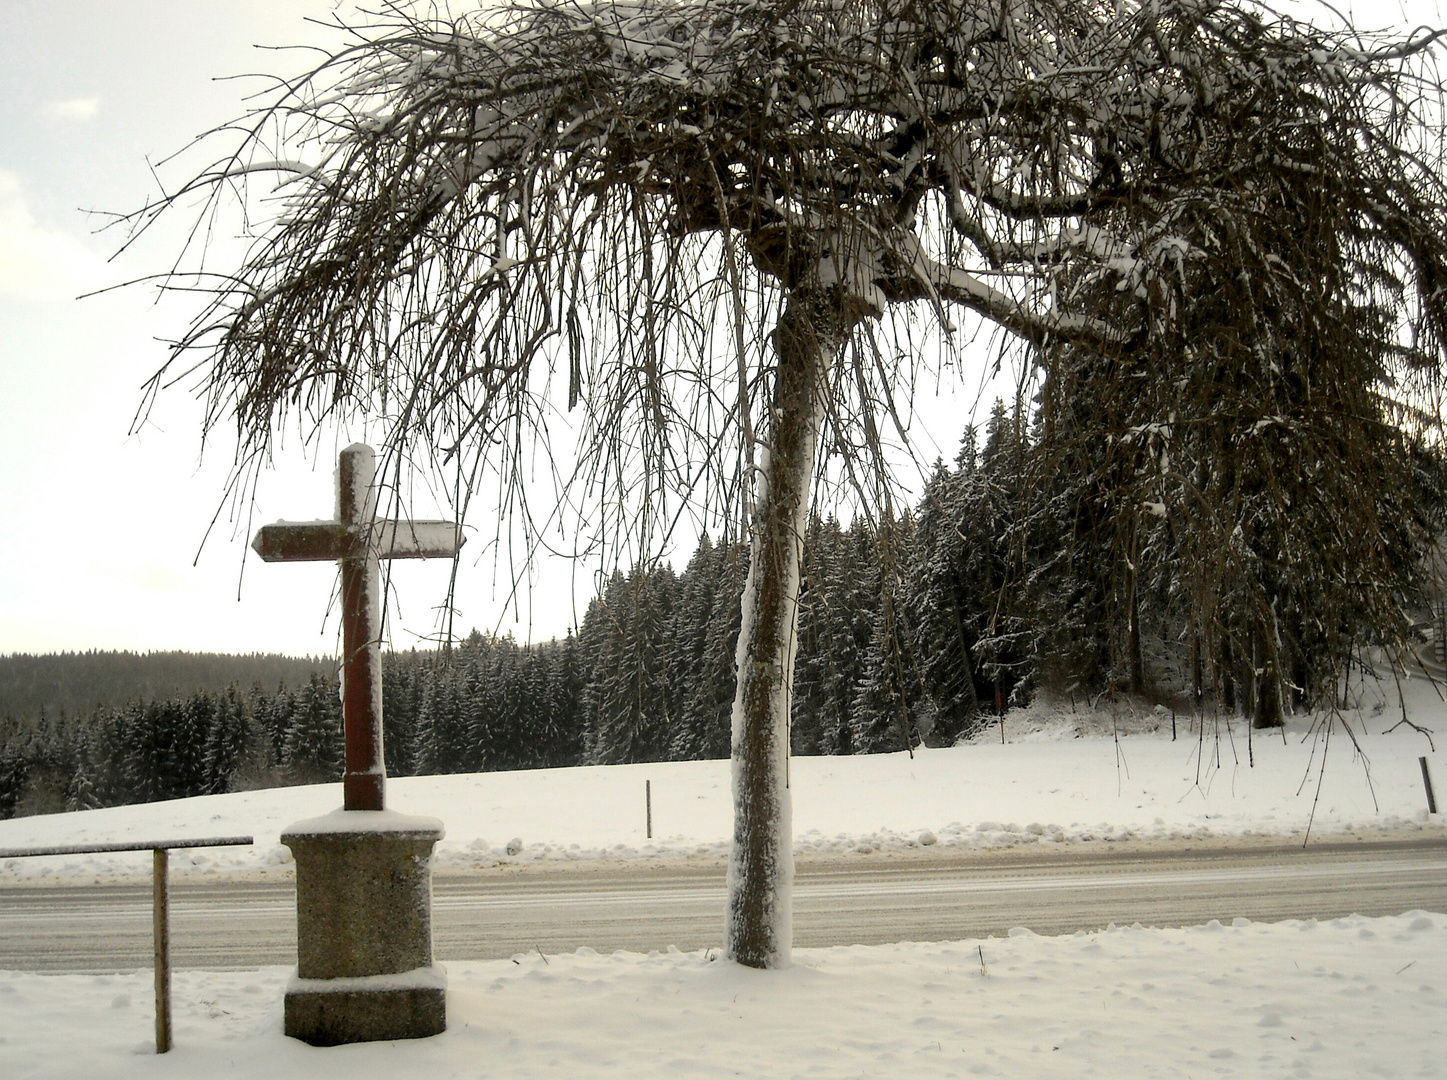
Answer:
xmin=1422 ymin=757 xmax=1438 ymax=815
xmin=153 ymin=848 xmax=171 ymax=1054
xmin=338 ymin=446 xmax=385 ymax=811
xmin=646 ymin=780 xmax=652 ymax=839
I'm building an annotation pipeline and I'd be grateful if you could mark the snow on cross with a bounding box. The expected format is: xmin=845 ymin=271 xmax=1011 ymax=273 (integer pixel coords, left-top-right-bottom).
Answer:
xmin=251 ymin=443 xmax=463 ymax=812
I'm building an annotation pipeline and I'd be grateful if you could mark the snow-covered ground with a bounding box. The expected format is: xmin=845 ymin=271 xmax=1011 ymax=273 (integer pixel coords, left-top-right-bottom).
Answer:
xmin=2 ymin=674 xmax=1443 ymax=885
xmin=1 ymin=677 xmax=1444 ymax=1078
xmin=1 ymin=913 xmax=1442 ymax=1079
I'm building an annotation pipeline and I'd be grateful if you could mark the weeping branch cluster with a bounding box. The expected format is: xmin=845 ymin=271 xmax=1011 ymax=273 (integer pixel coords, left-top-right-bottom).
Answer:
xmin=126 ymin=0 xmax=1443 ymax=569
xmin=125 ymin=0 xmax=1447 ymax=738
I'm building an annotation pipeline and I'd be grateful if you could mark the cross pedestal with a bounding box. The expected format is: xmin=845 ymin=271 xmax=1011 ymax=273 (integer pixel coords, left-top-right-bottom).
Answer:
xmin=253 ymin=443 xmax=462 ymax=1045
xmin=281 ymin=810 xmax=445 ymax=1045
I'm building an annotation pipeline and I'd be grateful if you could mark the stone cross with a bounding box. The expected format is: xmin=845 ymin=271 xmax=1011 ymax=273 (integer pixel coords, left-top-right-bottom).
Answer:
xmin=252 ymin=443 xmax=463 ymax=811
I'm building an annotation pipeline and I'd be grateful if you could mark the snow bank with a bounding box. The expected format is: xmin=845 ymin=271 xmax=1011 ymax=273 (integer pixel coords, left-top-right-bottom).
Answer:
xmin=0 ymin=912 xmax=1442 ymax=1079
xmin=1 ymin=675 xmax=1444 ymax=884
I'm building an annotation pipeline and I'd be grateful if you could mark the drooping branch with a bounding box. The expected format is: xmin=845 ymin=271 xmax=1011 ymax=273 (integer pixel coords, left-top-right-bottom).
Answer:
xmin=120 ymin=0 xmax=1447 ymax=975
xmin=122 ymin=3 xmax=1445 ymax=515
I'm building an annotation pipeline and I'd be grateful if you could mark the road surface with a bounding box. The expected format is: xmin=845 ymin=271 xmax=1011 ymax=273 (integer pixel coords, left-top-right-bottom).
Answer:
xmin=1 ymin=839 xmax=1443 ymax=972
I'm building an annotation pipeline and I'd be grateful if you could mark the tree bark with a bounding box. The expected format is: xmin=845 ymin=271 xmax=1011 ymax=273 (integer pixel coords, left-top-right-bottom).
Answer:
xmin=1191 ymin=629 xmax=1203 ymax=707
xmin=1218 ymin=630 xmax=1236 ymax=713
xmin=1127 ymin=569 xmax=1144 ymax=695
xmin=725 ymin=292 xmax=838 ymax=969
xmin=1252 ymin=624 xmax=1284 ymax=729
xmin=1126 ymin=521 xmax=1144 ymax=694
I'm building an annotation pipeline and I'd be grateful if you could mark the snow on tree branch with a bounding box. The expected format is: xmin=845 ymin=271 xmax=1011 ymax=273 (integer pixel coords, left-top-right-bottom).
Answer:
xmin=123 ymin=0 xmax=1446 ymax=547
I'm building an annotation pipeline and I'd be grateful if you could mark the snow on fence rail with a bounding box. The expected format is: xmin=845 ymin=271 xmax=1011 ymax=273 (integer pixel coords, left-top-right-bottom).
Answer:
xmin=0 ymin=835 xmax=254 ymax=1054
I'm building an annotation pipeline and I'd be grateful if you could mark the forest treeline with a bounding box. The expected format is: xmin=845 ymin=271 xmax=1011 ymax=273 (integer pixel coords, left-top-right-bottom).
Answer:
xmin=4 ymin=400 xmax=1443 ymax=818
xmin=0 ymin=651 xmax=329 ymax=723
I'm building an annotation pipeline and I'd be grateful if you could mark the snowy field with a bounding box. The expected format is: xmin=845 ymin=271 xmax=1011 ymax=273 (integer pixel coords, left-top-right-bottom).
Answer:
xmin=0 ymin=912 xmax=1443 ymax=1079
xmin=1 ymin=677 xmax=1444 ymax=1078
xmin=1 ymin=674 xmax=1444 ymax=885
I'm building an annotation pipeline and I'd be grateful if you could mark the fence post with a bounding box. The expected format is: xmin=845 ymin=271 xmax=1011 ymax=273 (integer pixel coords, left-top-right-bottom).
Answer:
xmin=646 ymin=780 xmax=653 ymax=839
xmin=153 ymin=848 xmax=171 ymax=1054
xmin=1422 ymin=757 xmax=1438 ymax=816
xmin=0 ymin=836 xmax=251 ymax=1054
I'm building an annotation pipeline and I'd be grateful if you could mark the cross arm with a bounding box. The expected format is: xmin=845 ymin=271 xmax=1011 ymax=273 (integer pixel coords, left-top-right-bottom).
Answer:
xmin=372 ymin=520 xmax=465 ymax=559
xmin=252 ymin=520 xmax=465 ymax=562
xmin=252 ymin=522 xmax=353 ymax=562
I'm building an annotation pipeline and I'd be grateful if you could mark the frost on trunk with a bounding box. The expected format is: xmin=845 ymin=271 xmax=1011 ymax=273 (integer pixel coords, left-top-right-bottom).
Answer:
xmin=726 ymin=292 xmax=841 ymax=969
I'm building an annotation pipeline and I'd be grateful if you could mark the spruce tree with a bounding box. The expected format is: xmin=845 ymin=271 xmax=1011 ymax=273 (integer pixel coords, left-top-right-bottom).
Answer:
xmin=585 ymin=568 xmax=676 ymax=764
xmin=202 ymin=685 xmax=262 ymax=794
xmin=672 ymin=540 xmax=747 ymax=760
xmin=539 ymin=632 xmax=585 ymax=768
xmin=283 ymin=674 xmax=344 ymax=784
xmin=849 ymin=519 xmax=921 ymax=754
xmin=905 ymin=449 xmax=984 ymax=745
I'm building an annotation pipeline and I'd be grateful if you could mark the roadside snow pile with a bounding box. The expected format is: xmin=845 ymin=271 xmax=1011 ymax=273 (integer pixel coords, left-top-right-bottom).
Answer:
xmin=1 ymin=912 xmax=1443 ymax=1080
xmin=1 ymin=674 xmax=1443 ymax=884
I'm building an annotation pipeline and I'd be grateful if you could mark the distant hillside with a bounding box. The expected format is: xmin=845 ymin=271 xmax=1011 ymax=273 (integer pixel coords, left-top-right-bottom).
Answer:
xmin=0 ymin=651 xmax=331 ymax=722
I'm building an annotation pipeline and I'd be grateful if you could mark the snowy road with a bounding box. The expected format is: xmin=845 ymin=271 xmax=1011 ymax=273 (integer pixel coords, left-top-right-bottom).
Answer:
xmin=1 ymin=839 xmax=1443 ymax=972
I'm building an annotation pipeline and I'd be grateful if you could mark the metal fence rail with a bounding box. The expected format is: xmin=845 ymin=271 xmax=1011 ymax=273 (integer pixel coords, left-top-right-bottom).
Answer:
xmin=0 ymin=836 xmax=254 ymax=859
xmin=0 ymin=835 xmax=254 ymax=1053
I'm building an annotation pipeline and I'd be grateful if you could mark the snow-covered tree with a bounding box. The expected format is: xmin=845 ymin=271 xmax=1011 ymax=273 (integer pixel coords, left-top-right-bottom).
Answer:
xmin=131 ymin=0 xmax=1447 ymax=966
xmin=539 ymin=632 xmax=587 ymax=767
xmin=668 ymin=537 xmax=749 ymax=760
xmin=906 ymin=450 xmax=984 ymax=743
xmin=283 ymin=675 xmax=344 ymax=784
xmin=850 ymin=531 xmax=922 ymax=754
xmin=382 ymin=657 xmax=425 ymax=778
xmin=793 ymin=514 xmax=878 ymax=755
xmin=583 ymin=568 xmax=677 ymax=763
xmin=203 ymin=685 xmax=271 ymax=793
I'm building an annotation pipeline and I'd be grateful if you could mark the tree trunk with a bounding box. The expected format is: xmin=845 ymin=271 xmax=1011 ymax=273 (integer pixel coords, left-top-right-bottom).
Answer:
xmin=1127 ymin=570 xmax=1145 ymax=695
xmin=1252 ymin=624 xmax=1284 ymax=729
xmin=1190 ymin=629 xmax=1203 ymax=707
xmin=725 ymin=293 xmax=838 ymax=969
xmin=1126 ymin=521 xmax=1145 ymax=694
xmin=1218 ymin=630 xmax=1236 ymax=713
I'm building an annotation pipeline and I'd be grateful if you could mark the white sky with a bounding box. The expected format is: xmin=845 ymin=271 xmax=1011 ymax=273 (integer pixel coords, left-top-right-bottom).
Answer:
xmin=0 ymin=0 xmax=1442 ymax=660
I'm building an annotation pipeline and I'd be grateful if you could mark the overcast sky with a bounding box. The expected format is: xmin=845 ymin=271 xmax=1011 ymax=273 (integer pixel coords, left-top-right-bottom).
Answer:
xmin=1 ymin=0 xmax=1442 ymax=661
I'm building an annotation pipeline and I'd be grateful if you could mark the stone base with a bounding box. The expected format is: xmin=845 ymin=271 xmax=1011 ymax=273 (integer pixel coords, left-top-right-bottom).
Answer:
xmin=281 ymin=810 xmax=446 ymax=1045
xmin=285 ymin=973 xmax=446 ymax=1046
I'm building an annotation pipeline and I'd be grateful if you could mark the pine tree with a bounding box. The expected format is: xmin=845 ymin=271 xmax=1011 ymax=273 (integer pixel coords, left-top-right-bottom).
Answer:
xmin=789 ymin=515 xmax=832 ymax=755
xmin=63 ymin=752 xmax=102 ymax=812
xmin=460 ymin=632 xmax=499 ymax=773
xmin=283 ymin=674 xmax=344 ymax=784
xmin=671 ymin=539 xmax=746 ymax=760
xmin=0 ymin=746 xmax=28 ymax=820
xmin=382 ymin=652 xmax=425 ymax=778
xmin=478 ymin=638 xmax=528 ymax=771
xmin=416 ymin=657 xmax=469 ymax=775
xmin=538 ymin=632 xmax=586 ymax=768
xmin=905 ymin=447 xmax=984 ymax=745
xmin=793 ymin=516 xmax=878 ymax=756
xmin=585 ymin=568 xmax=677 ymax=764
xmin=665 ymin=536 xmax=721 ymax=759
xmin=849 ymin=519 xmax=922 ymax=754
xmin=251 ymin=682 xmax=294 ymax=767
xmin=202 ymin=685 xmax=260 ymax=794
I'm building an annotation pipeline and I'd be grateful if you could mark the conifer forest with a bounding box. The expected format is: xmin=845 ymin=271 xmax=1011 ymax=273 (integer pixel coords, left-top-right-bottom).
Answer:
xmin=6 ymin=398 xmax=1443 ymax=820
